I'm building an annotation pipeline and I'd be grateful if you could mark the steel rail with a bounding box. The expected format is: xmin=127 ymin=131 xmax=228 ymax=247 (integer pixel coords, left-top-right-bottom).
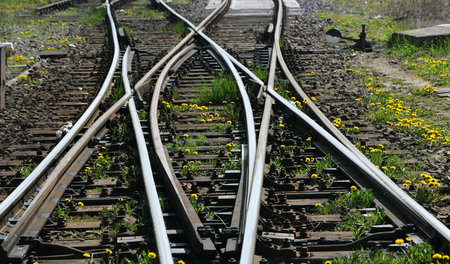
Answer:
xmin=0 ymin=0 xmax=120 ymax=221
xmin=273 ymin=2 xmax=450 ymax=248
xmin=155 ymin=0 xmax=264 ymax=88
xmin=239 ymin=0 xmax=283 ymax=262
xmin=1 ymin=92 xmax=132 ymax=258
xmin=157 ymin=0 xmax=257 ymax=207
xmin=150 ymin=44 xmax=219 ymax=255
xmin=266 ymin=87 xmax=450 ymax=244
xmin=122 ymin=46 xmax=172 ymax=264
xmin=134 ymin=0 xmax=229 ymax=98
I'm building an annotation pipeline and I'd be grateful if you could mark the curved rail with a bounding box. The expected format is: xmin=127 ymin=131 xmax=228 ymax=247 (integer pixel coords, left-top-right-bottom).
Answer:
xmin=122 ymin=47 xmax=173 ymax=263
xmin=157 ymin=0 xmax=258 ymax=207
xmin=156 ymin=0 xmax=264 ymax=87
xmin=134 ymin=0 xmax=229 ymax=98
xmin=240 ymin=0 xmax=450 ymax=261
xmin=239 ymin=0 xmax=283 ymax=262
xmin=1 ymin=91 xmax=132 ymax=259
xmin=240 ymin=0 xmax=450 ymax=263
xmin=0 ymin=0 xmax=120 ymax=221
xmin=273 ymin=1 xmax=450 ymax=250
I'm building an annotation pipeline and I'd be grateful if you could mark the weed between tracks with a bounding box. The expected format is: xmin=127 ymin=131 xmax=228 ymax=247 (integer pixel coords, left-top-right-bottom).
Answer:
xmin=332 ymin=242 xmax=445 ymax=264
xmin=197 ymin=71 xmax=238 ymax=105
xmin=11 ymin=160 xmax=37 ymax=177
xmin=80 ymin=7 xmax=107 ymax=24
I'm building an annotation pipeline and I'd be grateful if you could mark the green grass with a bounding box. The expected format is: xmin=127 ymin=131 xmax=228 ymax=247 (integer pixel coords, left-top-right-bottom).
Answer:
xmin=315 ymin=0 xmax=449 ymax=87
xmin=80 ymin=7 xmax=107 ymax=24
xmin=336 ymin=208 xmax=386 ymax=239
xmin=318 ymin=188 xmax=374 ymax=214
xmin=355 ymin=73 xmax=449 ymax=146
xmin=332 ymin=243 xmax=439 ymax=264
xmin=314 ymin=12 xmax=406 ymax=42
xmin=173 ymin=20 xmax=188 ymax=35
xmin=120 ymin=6 xmax=167 ymax=19
xmin=387 ymin=38 xmax=449 ymax=86
xmin=197 ymin=71 xmax=238 ymax=105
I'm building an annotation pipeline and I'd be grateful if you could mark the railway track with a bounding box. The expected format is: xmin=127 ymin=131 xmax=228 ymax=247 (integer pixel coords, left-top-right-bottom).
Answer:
xmin=0 ymin=0 xmax=449 ymax=263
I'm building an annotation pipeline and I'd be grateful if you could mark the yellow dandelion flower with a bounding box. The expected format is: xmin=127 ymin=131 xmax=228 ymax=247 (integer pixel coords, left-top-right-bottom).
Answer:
xmin=405 ymin=237 xmax=413 ymax=242
xmin=443 ymin=255 xmax=449 ymax=260
xmin=183 ymin=134 xmax=189 ymax=138
xmin=83 ymin=253 xmax=91 ymax=258
xmin=227 ymin=120 xmax=232 ymax=124
xmin=185 ymin=149 xmax=190 ymax=153
xmin=311 ymin=174 xmax=318 ymax=179
xmin=325 ymin=261 xmax=332 ymax=264
xmin=190 ymin=193 xmax=198 ymax=200
xmin=311 ymin=97 xmax=316 ymax=101
xmin=433 ymin=253 xmax=442 ymax=259
xmin=280 ymin=145 xmax=286 ymax=148
xmin=306 ymin=137 xmax=312 ymax=141
xmin=106 ymin=249 xmax=113 ymax=254
xmin=315 ymin=203 xmax=321 ymax=207
xmin=193 ymin=151 xmax=198 ymax=155
xmin=178 ymin=261 xmax=185 ymax=264
xmin=65 ymin=198 xmax=71 ymax=202
xmin=395 ymin=238 xmax=404 ymax=244
xmin=279 ymin=124 xmax=284 ymax=128
xmin=78 ymin=202 xmax=84 ymax=207
xmin=350 ymin=186 xmax=357 ymax=191
xmin=148 ymin=252 xmax=157 ymax=259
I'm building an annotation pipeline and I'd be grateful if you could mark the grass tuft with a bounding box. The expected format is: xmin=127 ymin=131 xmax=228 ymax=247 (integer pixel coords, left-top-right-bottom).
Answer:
xmin=80 ymin=7 xmax=107 ymax=24
xmin=197 ymin=71 xmax=237 ymax=105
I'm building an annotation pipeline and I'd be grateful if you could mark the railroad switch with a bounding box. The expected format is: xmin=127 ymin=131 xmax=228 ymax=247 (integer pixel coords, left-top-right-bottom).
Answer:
xmin=325 ymin=24 xmax=373 ymax=52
